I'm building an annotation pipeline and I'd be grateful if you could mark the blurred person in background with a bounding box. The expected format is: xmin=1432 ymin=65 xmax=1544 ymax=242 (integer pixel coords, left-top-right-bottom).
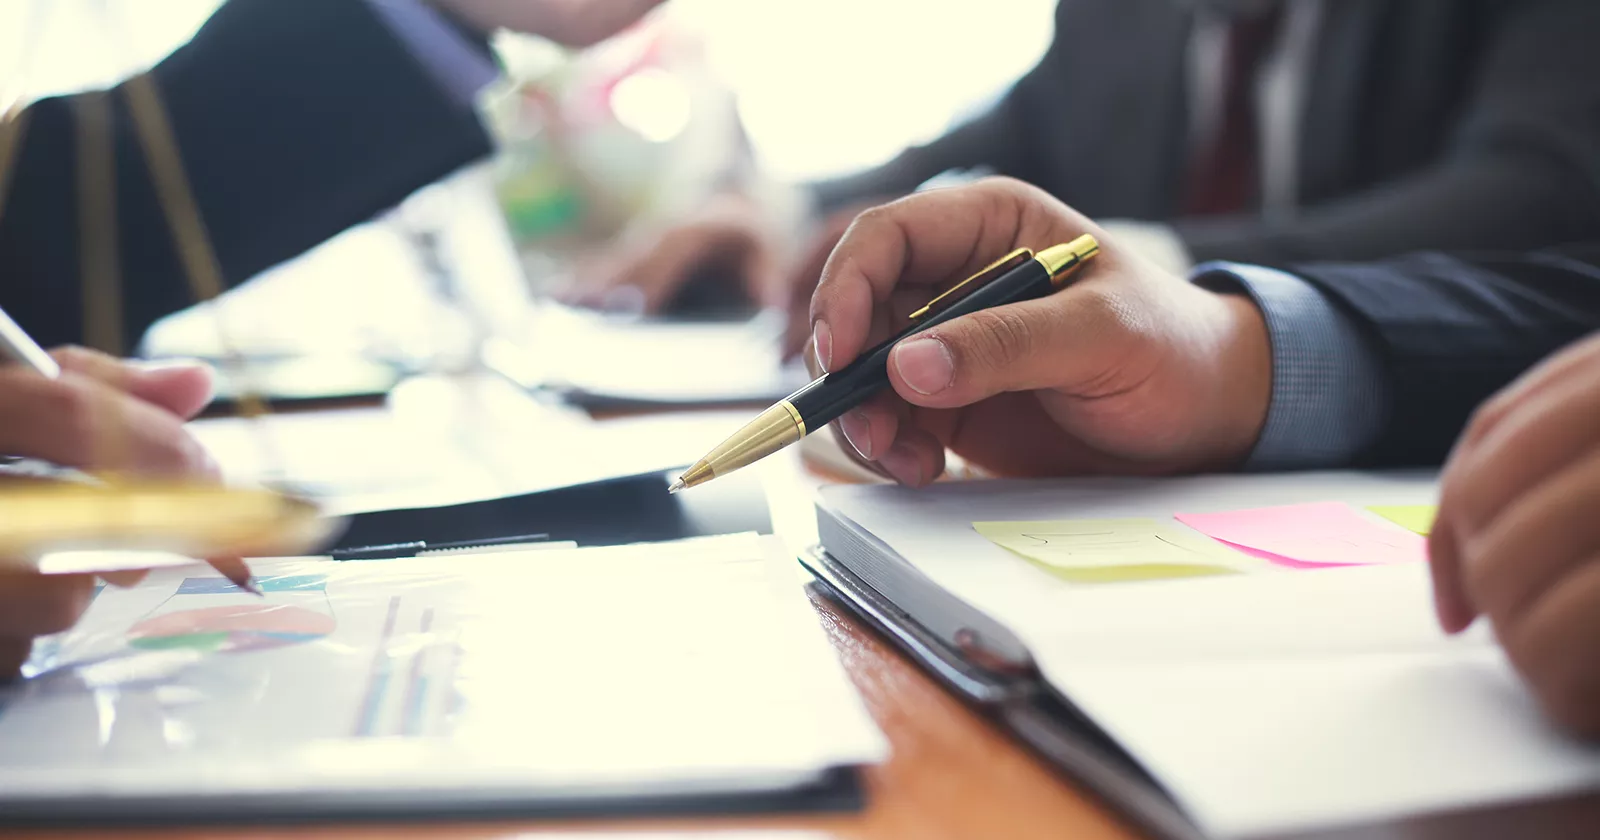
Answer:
xmin=0 ymin=0 xmax=655 ymax=677
xmin=574 ymin=0 xmax=1600 ymax=353
xmin=0 ymin=0 xmax=662 ymax=351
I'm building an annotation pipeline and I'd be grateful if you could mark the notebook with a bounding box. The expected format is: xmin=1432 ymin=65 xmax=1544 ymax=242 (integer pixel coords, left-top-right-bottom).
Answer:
xmin=0 ymin=534 xmax=884 ymax=825
xmin=808 ymin=472 xmax=1600 ymax=839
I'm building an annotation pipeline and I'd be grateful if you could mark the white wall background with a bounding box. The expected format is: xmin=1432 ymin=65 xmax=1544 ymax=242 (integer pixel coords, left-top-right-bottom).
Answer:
xmin=0 ymin=0 xmax=1057 ymax=180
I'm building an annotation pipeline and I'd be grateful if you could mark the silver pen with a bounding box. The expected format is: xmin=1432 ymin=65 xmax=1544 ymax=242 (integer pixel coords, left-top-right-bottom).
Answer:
xmin=0 ymin=306 xmax=88 ymax=482
xmin=0 ymin=304 xmax=59 ymax=378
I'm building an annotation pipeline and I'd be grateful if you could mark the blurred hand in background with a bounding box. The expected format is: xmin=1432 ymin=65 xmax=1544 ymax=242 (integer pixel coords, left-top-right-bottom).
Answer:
xmin=1428 ymin=332 xmax=1600 ymax=738
xmin=567 ymin=193 xmax=881 ymax=358
xmin=0 ymin=348 xmax=215 ymax=479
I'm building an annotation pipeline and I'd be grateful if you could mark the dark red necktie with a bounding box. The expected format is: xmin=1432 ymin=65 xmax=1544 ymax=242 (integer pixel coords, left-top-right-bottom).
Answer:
xmin=1182 ymin=7 xmax=1286 ymax=217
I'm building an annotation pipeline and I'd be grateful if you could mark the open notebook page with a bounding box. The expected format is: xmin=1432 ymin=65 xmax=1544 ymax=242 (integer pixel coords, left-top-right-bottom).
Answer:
xmin=820 ymin=473 xmax=1600 ymax=838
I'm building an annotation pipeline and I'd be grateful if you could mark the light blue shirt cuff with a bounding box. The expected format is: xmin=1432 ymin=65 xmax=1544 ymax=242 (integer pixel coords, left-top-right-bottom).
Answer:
xmin=1191 ymin=262 xmax=1388 ymax=470
xmin=366 ymin=0 xmax=499 ymax=107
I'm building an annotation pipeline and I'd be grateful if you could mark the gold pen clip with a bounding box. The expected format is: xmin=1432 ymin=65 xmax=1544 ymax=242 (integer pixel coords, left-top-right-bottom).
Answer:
xmin=909 ymin=248 xmax=1033 ymax=321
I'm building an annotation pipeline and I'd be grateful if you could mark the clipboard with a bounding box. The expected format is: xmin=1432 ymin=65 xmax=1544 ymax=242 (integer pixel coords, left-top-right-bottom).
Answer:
xmin=799 ymin=545 xmax=1206 ymax=840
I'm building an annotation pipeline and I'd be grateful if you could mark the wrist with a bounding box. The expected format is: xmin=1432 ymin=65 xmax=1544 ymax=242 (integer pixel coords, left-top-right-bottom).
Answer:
xmin=1208 ymin=292 xmax=1272 ymax=468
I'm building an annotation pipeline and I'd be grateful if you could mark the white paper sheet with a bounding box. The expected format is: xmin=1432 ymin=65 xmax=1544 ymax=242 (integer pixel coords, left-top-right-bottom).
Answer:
xmin=821 ymin=473 xmax=1600 ymax=837
xmin=0 ymin=535 xmax=884 ymax=810
xmin=188 ymin=376 xmax=748 ymax=515
xmin=499 ymin=306 xmax=811 ymax=407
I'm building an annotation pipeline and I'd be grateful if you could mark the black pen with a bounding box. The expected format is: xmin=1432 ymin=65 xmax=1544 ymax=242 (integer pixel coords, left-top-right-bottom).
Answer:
xmin=330 ymin=533 xmax=554 ymax=560
xmin=670 ymin=234 xmax=1100 ymax=492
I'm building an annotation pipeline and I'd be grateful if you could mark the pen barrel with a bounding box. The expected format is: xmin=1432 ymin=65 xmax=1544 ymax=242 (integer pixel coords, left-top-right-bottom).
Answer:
xmin=790 ymin=259 xmax=1055 ymax=429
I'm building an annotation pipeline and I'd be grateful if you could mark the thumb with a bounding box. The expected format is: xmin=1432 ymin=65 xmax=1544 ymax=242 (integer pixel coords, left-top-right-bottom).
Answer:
xmin=886 ymin=287 xmax=1119 ymax=409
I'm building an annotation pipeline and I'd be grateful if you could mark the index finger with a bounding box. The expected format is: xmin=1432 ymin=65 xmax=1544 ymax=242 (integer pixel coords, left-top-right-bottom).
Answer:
xmin=53 ymin=347 xmax=214 ymax=419
xmin=808 ymin=178 xmax=1094 ymax=371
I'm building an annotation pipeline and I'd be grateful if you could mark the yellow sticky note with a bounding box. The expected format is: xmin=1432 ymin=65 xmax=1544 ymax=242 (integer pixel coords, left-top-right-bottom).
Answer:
xmin=1368 ymin=505 xmax=1436 ymax=536
xmin=973 ymin=518 xmax=1249 ymax=584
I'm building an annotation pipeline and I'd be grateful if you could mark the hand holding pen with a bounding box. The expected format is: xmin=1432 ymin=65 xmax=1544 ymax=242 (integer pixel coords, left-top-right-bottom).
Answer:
xmin=0 ymin=310 xmax=260 ymax=676
xmin=675 ymin=178 xmax=1278 ymax=490
xmin=804 ymin=178 xmax=1276 ymax=485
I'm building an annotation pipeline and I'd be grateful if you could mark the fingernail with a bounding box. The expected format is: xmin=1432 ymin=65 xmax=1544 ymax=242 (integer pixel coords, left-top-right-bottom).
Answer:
xmin=813 ymin=320 xmax=833 ymax=372
xmin=877 ymin=442 xmax=924 ymax=487
xmin=893 ymin=337 xmax=954 ymax=395
xmin=839 ymin=411 xmax=873 ymax=460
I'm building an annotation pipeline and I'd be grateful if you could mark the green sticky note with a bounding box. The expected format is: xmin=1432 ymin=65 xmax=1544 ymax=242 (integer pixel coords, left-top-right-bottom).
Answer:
xmin=1368 ymin=505 xmax=1437 ymax=536
xmin=973 ymin=518 xmax=1254 ymax=584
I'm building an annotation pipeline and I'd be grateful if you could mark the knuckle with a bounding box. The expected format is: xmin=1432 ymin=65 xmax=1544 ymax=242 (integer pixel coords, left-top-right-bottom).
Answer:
xmin=1070 ymin=283 xmax=1122 ymax=320
xmin=44 ymin=381 xmax=101 ymax=450
xmin=1456 ymin=543 xmax=1503 ymax=613
xmin=850 ymin=204 xmax=893 ymax=233
xmin=1440 ymin=459 xmax=1493 ymax=538
xmin=1069 ymin=284 xmax=1143 ymax=346
xmin=1462 ymin=398 xmax=1506 ymax=447
xmin=50 ymin=345 xmax=95 ymax=371
xmin=961 ymin=307 xmax=1038 ymax=372
xmin=974 ymin=175 xmax=1029 ymax=196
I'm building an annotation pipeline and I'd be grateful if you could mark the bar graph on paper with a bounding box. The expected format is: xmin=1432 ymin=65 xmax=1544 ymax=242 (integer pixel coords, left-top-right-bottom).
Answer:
xmin=351 ymin=595 xmax=464 ymax=738
xmin=0 ymin=569 xmax=466 ymax=740
xmin=123 ymin=575 xmax=463 ymax=737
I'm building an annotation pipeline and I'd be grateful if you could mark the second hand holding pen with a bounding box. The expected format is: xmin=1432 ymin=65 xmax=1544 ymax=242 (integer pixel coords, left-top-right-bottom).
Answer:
xmin=671 ymin=234 xmax=1101 ymax=492
xmin=0 ymin=305 xmax=263 ymax=595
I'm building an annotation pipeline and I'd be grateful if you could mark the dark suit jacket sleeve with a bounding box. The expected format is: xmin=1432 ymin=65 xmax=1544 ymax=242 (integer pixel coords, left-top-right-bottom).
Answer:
xmin=0 ymin=0 xmax=494 ymax=350
xmin=1179 ymin=0 xmax=1600 ymax=266
xmin=1289 ymin=245 xmax=1600 ymax=467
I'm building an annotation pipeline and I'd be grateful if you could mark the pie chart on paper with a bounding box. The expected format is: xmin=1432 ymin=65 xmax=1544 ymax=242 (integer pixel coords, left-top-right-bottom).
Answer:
xmin=128 ymin=604 xmax=335 ymax=654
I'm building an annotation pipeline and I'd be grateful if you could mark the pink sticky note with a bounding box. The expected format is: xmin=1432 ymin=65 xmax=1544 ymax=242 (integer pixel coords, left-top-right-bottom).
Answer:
xmin=1175 ymin=502 xmax=1425 ymax=567
xmin=1224 ymin=542 xmax=1355 ymax=570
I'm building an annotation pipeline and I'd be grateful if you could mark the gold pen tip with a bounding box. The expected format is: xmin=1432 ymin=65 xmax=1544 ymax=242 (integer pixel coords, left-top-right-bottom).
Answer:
xmin=667 ymin=478 xmax=686 ymax=494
